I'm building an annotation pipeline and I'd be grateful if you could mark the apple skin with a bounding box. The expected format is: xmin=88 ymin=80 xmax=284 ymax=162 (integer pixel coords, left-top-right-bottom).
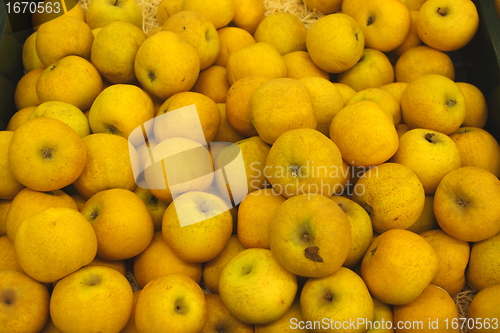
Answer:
xmin=85 ymin=0 xmax=143 ymax=30
xmin=134 ymin=273 xmax=208 ymax=333
xmin=219 ymin=248 xmax=298 ymax=325
xmin=300 ymin=267 xmax=374 ymax=333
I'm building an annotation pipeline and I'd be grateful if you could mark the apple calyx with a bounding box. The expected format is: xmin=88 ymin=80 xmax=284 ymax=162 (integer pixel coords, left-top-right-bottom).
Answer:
xmin=366 ymin=15 xmax=375 ymax=26
xmin=107 ymin=125 xmax=119 ymax=135
xmin=457 ymin=197 xmax=468 ymax=208
xmin=437 ymin=7 xmax=448 ymax=16
xmin=85 ymin=274 xmax=101 ymax=286
xmin=149 ymin=194 xmax=159 ymax=206
xmin=90 ymin=208 xmax=99 ymax=220
xmin=41 ymin=147 xmax=54 ymax=159
xmin=148 ymin=71 xmax=156 ymax=82
xmin=216 ymin=326 xmax=226 ymax=333
xmin=324 ymin=293 xmax=333 ymax=302
xmin=174 ymin=300 xmax=187 ymax=314
xmin=290 ymin=164 xmax=302 ymax=177
xmin=1 ymin=290 xmax=15 ymax=306
xmin=305 ymin=246 xmax=323 ymax=262
xmin=425 ymin=133 xmax=436 ymax=144
xmin=446 ymin=99 xmax=457 ymax=107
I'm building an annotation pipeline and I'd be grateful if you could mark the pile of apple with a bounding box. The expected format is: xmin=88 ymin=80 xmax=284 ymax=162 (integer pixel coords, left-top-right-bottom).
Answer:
xmin=2 ymin=0 xmax=500 ymax=332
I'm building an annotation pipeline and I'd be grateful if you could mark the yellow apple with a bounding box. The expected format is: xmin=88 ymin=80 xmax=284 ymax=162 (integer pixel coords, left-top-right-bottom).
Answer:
xmin=214 ymin=26 xmax=256 ymax=67
xmin=35 ymin=15 xmax=93 ymax=67
xmin=133 ymin=231 xmax=203 ymax=288
xmin=395 ymin=45 xmax=455 ymax=83
xmin=73 ymin=133 xmax=139 ymax=199
xmin=14 ymin=207 xmax=98 ymax=283
xmin=416 ymin=0 xmax=479 ymax=51
xmin=8 ymin=117 xmax=86 ymax=192
xmin=330 ymin=195 xmax=373 ymax=268
xmin=434 ymin=166 xmax=500 ymax=242
xmin=352 ymin=162 xmax=425 ymax=233
xmin=213 ymin=103 xmax=247 ymax=142
xmin=0 ymin=235 xmax=22 ymax=271
xmin=5 ymin=188 xmax=77 ymax=242
xmin=449 ymin=127 xmax=500 ymax=178
xmin=50 ymin=266 xmax=134 ymax=333
xmin=134 ymin=31 xmax=200 ymax=100
xmin=192 ymin=66 xmax=231 ymax=104
xmin=153 ymin=91 xmax=221 ymax=144
xmin=135 ymin=273 xmax=208 ymax=333
xmin=406 ymin=195 xmax=439 ymax=234
xmin=155 ymin=0 xmax=183 ymax=25
xmin=466 ymin=231 xmax=500 ymax=291
xmin=0 ymin=131 xmax=24 ymax=200
xmin=225 ymin=75 xmax=269 ymax=137
xmin=306 ymin=13 xmax=364 ymax=73
xmin=89 ymin=84 xmax=155 ymax=145
xmin=90 ymin=20 xmax=147 ymax=84
xmin=162 ymin=191 xmax=233 ymax=262
xmin=360 ymin=229 xmax=438 ymax=305
xmin=134 ymin=186 xmax=168 ymax=231
xmin=300 ymin=267 xmax=374 ymax=333
xmin=162 ymin=10 xmax=220 ymax=70
xmin=265 ymin=128 xmax=344 ymax=198
xmin=237 ymin=188 xmax=286 ymax=249
xmin=219 ymin=248 xmax=298 ymax=324
xmin=254 ymin=12 xmax=307 ymax=55
xmin=0 ymin=270 xmax=50 ymax=333
xmin=468 ymin=284 xmax=500 ymax=333
xmin=202 ymin=234 xmax=247 ymax=293
xmin=249 ymin=78 xmax=317 ymax=145
xmin=283 ymin=50 xmax=330 ymax=80
xmin=255 ymin=297 xmax=308 ymax=332
xmin=28 ymin=101 xmax=91 ymax=138
xmin=14 ymin=68 xmax=43 ymax=110
xmin=299 ymin=76 xmax=344 ymax=136
xmin=36 ymin=55 xmax=103 ymax=111
xmin=81 ymin=188 xmax=154 ymax=260
xmin=401 ymin=73 xmax=466 ymax=134
xmin=330 ymin=100 xmax=399 ymax=167
xmin=143 ymin=136 xmax=214 ymax=204
xmin=352 ymin=0 xmax=411 ymax=52
xmin=388 ymin=10 xmax=422 ymax=60
xmin=420 ymin=229 xmax=470 ymax=297
xmin=85 ymin=0 xmax=143 ymax=29
xmin=226 ymin=42 xmax=287 ymax=85
xmin=367 ymin=297 xmax=394 ymax=333
xmin=391 ymin=128 xmax=461 ymax=194
xmin=457 ymin=82 xmax=488 ymax=128
xmin=393 ymin=284 xmax=460 ymax=332
xmin=21 ymin=32 xmax=44 ymax=72
xmin=201 ymin=294 xmax=254 ymax=332
xmin=181 ymin=0 xmax=235 ymax=29
xmin=344 ymin=87 xmax=401 ymax=125
xmin=6 ymin=107 xmax=35 ymax=132
xmin=269 ymin=194 xmax=351 ymax=277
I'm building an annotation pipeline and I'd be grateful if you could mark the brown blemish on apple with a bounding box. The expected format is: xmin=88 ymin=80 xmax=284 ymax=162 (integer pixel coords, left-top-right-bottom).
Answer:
xmin=41 ymin=147 xmax=54 ymax=159
xmin=370 ymin=246 xmax=378 ymax=256
xmin=1 ymin=290 xmax=15 ymax=306
xmin=205 ymin=30 xmax=211 ymax=42
xmin=107 ymin=125 xmax=118 ymax=135
xmin=425 ymin=132 xmax=436 ymax=144
xmin=437 ymin=7 xmax=448 ymax=16
xmin=49 ymin=65 xmax=56 ymax=71
xmin=149 ymin=195 xmax=159 ymax=206
xmin=148 ymin=71 xmax=156 ymax=82
xmin=304 ymin=246 xmax=323 ymax=262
